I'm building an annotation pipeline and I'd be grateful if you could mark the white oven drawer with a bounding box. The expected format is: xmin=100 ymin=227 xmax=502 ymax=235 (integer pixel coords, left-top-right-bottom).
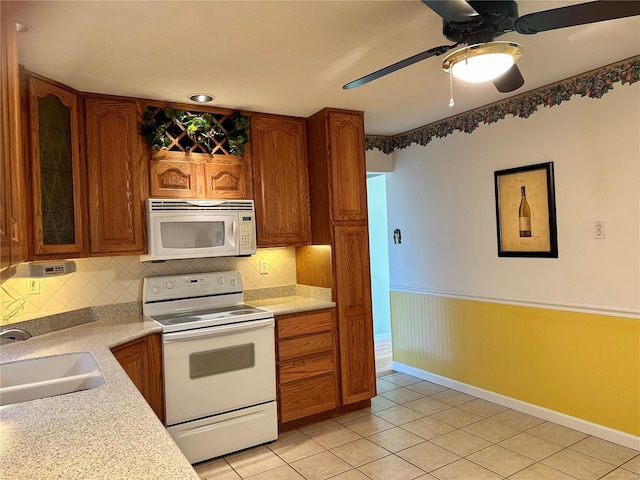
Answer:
xmin=163 ymin=318 xmax=275 ymax=426
xmin=168 ymin=401 xmax=278 ymax=464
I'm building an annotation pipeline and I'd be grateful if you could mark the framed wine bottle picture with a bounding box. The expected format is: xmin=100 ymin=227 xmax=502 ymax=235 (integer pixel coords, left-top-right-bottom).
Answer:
xmin=494 ymin=162 xmax=558 ymax=258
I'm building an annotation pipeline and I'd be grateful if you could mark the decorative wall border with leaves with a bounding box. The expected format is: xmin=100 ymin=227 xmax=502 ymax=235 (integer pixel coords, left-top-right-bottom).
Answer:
xmin=365 ymin=56 xmax=640 ymax=155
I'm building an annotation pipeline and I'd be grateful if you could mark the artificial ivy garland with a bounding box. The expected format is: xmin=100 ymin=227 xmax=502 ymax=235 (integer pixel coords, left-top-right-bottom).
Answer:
xmin=141 ymin=107 xmax=250 ymax=156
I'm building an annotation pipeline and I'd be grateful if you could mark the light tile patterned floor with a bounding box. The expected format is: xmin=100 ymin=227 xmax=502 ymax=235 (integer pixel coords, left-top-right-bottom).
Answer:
xmin=194 ymin=372 xmax=640 ymax=480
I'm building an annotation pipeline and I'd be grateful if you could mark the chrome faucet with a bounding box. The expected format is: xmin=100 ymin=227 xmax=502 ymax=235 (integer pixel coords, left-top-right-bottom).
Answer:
xmin=0 ymin=328 xmax=32 ymax=342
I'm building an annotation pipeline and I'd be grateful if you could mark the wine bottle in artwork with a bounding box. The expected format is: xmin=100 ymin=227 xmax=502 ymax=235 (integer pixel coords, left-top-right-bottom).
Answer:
xmin=519 ymin=186 xmax=531 ymax=237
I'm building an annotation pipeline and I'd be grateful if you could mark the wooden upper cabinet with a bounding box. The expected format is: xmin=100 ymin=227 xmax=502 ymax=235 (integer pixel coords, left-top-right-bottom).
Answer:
xmin=85 ymin=97 xmax=145 ymax=255
xmin=150 ymin=160 xmax=200 ymax=198
xmin=203 ymin=155 xmax=252 ymax=199
xmin=251 ymin=115 xmax=310 ymax=247
xmin=28 ymin=76 xmax=85 ymax=258
xmin=149 ymin=155 xmax=252 ymax=200
xmin=328 ymin=111 xmax=368 ymax=222
xmin=145 ymin=105 xmax=253 ymax=201
xmin=1 ymin=10 xmax=28 ymax=273
xmin=306 ymin=108 xmax=367 ymax=244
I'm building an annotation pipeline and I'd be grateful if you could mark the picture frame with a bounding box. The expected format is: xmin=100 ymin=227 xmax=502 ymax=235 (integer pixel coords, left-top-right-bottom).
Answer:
xmin=494 ymin=162 xmax=558 ymax=258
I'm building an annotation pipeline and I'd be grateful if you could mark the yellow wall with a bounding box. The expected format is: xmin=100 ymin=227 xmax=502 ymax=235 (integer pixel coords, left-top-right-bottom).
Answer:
xmin=390 ymin=291 xmax=640 ymax=436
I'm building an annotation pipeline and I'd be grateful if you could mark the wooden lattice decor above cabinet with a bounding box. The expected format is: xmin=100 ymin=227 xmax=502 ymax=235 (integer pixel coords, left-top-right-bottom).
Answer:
xmin=144 ymin=106 xmax=253 ymax=200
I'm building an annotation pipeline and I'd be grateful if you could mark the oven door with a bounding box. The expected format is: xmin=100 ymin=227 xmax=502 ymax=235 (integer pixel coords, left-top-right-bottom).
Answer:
xmin=162 ymin=318 xmax=275 ymax=426
xmin=148 ymin=212 xmax=239 ymax=261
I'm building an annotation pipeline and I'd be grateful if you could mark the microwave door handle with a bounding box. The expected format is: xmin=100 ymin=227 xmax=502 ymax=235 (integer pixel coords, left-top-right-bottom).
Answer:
xmin=228 ymin=220 xmax=237 ymax=248
xmin=163 ymin=318 xmax=274 ymax=343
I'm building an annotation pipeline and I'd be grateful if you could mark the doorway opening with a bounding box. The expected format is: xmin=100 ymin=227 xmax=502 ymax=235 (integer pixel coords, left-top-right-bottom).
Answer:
xmin=366 ymin=174 xmax=393 ymax=377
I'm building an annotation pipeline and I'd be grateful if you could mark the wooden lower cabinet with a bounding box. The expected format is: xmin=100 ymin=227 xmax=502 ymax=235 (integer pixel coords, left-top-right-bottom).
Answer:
xmin=280 ymin=375 xmax=337 ymax=422
xmin=276 ymin=309 xmax=338 ymax=423
xmin=111 ymin=333 xmax=165 ymax=423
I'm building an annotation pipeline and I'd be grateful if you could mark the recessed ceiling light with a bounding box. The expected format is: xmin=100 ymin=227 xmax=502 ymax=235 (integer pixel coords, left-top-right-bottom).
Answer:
xmin=189 ymin=93 xmax=214 ymax=103
xmin=16 ymin=23 xmax=29 ymax=33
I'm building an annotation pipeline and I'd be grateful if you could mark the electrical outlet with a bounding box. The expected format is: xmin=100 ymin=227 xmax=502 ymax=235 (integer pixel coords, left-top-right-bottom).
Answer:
xmin=259 ymin=259 xmax=269 ymax=274
xmin=594 ymin=221 xmax=606 ymax=239
xmin=27 ymin=279 xmax=40 ymax=295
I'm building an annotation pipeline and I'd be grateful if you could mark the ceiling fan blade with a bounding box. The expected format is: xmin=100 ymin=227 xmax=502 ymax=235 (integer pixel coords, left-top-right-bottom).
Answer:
xmin=515 ymin=0 xmax=640 ymax=35
xmin=420 ymin=0 xmax=480 ymax=23
xmin=493 ymin=64 xmax=525 ymax=93
xmin=343 ymin=44 xmax=456 ymax=89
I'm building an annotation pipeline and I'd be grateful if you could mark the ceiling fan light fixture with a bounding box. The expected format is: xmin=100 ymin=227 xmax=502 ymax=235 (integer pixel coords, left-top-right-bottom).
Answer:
xmin=443 ymin=42 xmax=524 ymax=83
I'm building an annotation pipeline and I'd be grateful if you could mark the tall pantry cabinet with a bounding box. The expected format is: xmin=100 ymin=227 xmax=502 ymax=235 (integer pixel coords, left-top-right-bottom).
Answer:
xmin=306 ymin=108 xmax=376 ymax=405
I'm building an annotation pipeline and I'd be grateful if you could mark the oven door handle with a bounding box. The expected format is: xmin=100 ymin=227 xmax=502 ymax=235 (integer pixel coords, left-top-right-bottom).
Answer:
xmin=163 ymin=318 xmax=274 ymax=343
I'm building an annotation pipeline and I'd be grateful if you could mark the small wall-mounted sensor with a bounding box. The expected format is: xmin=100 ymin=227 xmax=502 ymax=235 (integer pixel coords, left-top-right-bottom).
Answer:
xmin=393 ymin=228 xmax=402 ymax=244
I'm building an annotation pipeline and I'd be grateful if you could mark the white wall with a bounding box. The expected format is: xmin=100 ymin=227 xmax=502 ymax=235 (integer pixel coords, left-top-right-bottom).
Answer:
xmin=386 ymin=84 xmax=640 ymax=315
xmin=367 ymin=175 xmax=391 ymax=340
xmin=366 ymin=148 xmax=394 ymax=173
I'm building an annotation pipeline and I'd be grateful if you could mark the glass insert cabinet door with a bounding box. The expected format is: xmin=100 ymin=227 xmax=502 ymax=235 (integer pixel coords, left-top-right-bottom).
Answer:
xmin=28 ymin=76 xmax=84 ymax=257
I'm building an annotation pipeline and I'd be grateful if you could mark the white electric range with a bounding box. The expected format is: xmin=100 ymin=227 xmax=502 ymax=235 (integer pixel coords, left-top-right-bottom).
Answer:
xmin=142 ymin=270 xmax=277 ymax=464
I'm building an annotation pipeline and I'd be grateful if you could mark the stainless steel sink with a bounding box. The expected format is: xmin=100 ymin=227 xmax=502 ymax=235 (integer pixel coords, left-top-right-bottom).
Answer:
xmin=0 ymin=352 xmax=105 ymax=406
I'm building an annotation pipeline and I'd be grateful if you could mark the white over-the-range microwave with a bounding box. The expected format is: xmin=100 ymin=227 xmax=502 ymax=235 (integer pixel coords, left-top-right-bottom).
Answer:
xmin=141 ymin=199 xmax=257 ymax=262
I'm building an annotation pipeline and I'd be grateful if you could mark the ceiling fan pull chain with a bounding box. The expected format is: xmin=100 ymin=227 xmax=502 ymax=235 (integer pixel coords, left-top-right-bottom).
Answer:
xmin=449 ymin=70 xmax=455 ymax=107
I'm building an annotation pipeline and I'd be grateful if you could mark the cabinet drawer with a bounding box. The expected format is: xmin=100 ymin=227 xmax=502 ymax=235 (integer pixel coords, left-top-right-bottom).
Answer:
xmin=279 ymin=353 xmax=335 ymax=385
xmin=277 ymin=310 xmax=333 ymax=339
xmin=278 ymin=332 xmax=333 ymax=362
xmin=280 ymin=374 xmax=337 ymax=422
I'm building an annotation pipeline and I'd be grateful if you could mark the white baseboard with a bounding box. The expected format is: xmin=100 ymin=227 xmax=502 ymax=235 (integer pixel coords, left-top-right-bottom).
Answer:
xmin=391 ymin=361 xmax=640 ymax=451
xmin=374 ymin=333 xmax=391 ymax=342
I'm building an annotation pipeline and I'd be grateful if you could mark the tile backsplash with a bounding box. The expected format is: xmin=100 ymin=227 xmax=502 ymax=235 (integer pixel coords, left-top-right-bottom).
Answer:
xmin=1 ymin=247 xmax=296 ymax=324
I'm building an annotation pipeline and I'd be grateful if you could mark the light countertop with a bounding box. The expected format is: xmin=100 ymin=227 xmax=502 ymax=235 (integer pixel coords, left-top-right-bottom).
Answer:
xmin=0 ymin=316 xmax=199 ymax=480
xmin=247 ymin=295 xmax=335 ymax=315
xmin=0 ymin=294 xmax=334 ymax=479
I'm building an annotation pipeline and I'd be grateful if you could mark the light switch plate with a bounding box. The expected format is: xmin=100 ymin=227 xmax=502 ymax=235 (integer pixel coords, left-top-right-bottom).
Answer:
xmin=259 ymin=259 xmax=269 ymax=274
xmin=27 ymin=279 xmax=40 ymax=295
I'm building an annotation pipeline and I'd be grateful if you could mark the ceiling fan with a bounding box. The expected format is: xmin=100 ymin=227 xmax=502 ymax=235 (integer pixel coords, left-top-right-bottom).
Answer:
xmin=343 ymin=0 xmax=640 ymax=93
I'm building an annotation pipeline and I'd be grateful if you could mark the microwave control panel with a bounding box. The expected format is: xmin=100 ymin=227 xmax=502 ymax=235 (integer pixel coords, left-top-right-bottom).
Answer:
xmin=239 ymin=213 xmax=256 ymax=254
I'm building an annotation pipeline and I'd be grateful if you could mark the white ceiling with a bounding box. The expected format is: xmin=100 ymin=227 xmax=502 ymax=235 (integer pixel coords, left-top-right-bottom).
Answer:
xmin=7 ymin=0 xmax=640 ymax=136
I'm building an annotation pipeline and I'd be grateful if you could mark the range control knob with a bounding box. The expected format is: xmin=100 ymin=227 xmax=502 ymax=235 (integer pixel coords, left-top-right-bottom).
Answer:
xmin=230 ymin=278 xmax=237 ymax=286
xmin=217 ymin=276 xmax=225 ymax=285
xmin=150 ymin=285 xmax=160 ymax=294
xmin=166 ymin=281 xmax=175 ymax=289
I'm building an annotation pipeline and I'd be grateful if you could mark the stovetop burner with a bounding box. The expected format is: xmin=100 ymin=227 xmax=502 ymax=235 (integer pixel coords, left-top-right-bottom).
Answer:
xmin=148 ymin=304 xmax=273 ymax=332
xmin=142 ymin=271 xmax=274 ymax=333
